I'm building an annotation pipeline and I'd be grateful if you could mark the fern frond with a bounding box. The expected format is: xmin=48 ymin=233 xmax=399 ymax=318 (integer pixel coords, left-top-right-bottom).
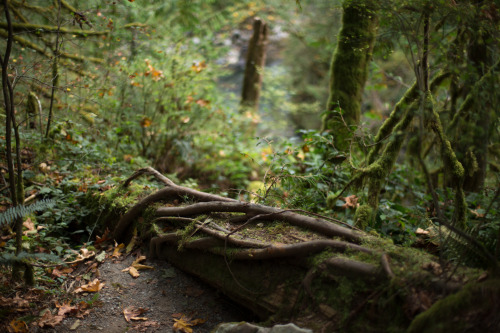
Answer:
xmin=0 ymin=251 xmax=61 ymax=266
xmin=0 ymin=199 xmax=55 ymax=227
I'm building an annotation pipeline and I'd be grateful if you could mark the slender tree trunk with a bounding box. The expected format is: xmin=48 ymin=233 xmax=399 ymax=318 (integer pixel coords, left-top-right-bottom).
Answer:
xmin=461 ymin=8 xmax=492 ymax=192
xmin=45 ymin=0 xmax=62 ymax=138
xmin=322 ymin=0 xmax=378 ymax=150
xmin=241 ymin=17 xmax=268 ymax=112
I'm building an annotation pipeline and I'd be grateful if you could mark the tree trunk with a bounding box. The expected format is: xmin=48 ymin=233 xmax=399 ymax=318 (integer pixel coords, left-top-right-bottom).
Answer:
xmin=241 ymin=17 xmax=268 ymax=112
xmin=322 ymin=0 xmax=378 ymax=151
xmin=461 ymin=8 xmax=493 ymax=192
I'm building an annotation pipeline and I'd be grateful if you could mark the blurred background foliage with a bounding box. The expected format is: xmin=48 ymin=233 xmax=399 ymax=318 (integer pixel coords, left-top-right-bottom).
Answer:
xmin=0 ymin=0 xmax=499 ymax=268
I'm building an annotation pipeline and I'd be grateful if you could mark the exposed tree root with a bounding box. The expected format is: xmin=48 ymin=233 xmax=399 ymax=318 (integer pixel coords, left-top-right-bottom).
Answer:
xmin=108 ymin=167 xmax=486 ymax=332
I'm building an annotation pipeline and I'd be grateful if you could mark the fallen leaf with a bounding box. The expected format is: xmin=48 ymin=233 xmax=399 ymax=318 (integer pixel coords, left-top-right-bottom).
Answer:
xmin=66 ymin=248 xmax=96 ymax=264
xmin=74 ymin=278 xmax=105 ymax=293
xmin=75 ymin=301 xmax=91 ymax=318
xmin=172 ymin=314 xmax=206 ymax=333
xmin=0 ymin=294 xmax=30 ymax=309
xmin=126 ymin=228 xmax=138 ymax=253
xmin=123 ymin=306 xmax=148 ymax=322
xmin=173 ymin=318 xmax=193 ymax=333
xmin=37 ymin=309 xmax=64 ymax=328
xmin=95 ymin=229 xmax=110 ymax=245
xmin=22 ymin=218 xmax=35 ymax=235
xmin=341 ymin=195 xmax=359 ymax=209
xmin=128 ymin=266 xmax=140 ymax=278
xmin=134 ymin=320 xmax=160 ymax=332
xmin=96 ymin=251 xmax=106 ymax=263
xmin=416 ymin=228 xmax=430 ymax=235
xmin=51 ymin=266 xmax=73 ymax=278
xmin=133 ymin=263 xmax=154 ymax=270
xmin=131 ymin=256 xmax=154 ymax=270
xmin=56 ymin=301 xmax=78 ymax=316
xmin=112 ymin=242 xmax=125 ymax=258
xmin=8 ymin=319 xmax=28 ymax=333
xmin=70 ymin=319 xmax=81 ymax=330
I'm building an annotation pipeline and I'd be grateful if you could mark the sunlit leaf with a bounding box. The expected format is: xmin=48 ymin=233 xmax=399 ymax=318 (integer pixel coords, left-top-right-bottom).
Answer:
xmin=191 ymin=60 xmax=206 ymax=73
xmin=172 ymin=314 xmax=206 ymax=333
xmin=74 ymin=278 xmax=105 ymax=293
xmin=112 ymin=242 xmax=125 ymax=258
xmin=123 ymin=306 xmax=148 ymax=322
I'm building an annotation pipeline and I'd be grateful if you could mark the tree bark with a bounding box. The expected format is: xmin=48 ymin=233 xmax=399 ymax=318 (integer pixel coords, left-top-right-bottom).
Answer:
xmin=322 ymin=0 xmax=378 ymax=150
xmin=241 ymin=17 xmax=268 ymax=112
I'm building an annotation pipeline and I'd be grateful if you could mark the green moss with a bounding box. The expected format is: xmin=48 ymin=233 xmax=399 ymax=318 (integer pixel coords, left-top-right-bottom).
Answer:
xmin=322 ymin=0 xmax=379 ymax=150
xmin=408 ymin=279 xmax=500 ymax=332
xmin=354 ymin=204 xmax=372 ymax=230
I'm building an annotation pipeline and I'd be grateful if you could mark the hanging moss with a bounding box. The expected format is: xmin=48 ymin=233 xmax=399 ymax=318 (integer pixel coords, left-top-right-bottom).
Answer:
xmin=367 ymin=72 xmax=449 ymax=164
xmin=322 ymin=0 xmax=379 ymax=150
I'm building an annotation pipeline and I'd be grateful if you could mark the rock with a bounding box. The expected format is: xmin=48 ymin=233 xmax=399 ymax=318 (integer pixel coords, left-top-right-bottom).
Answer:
xmin=212 ymin=322 xmax=312 ymax=333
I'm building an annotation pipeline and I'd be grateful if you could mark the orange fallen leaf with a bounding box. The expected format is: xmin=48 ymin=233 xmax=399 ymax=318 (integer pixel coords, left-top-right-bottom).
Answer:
xmin=112 ymin=242 xmax=125 ymax=258
xmin=123 ymin=306 xmax=148 ymax=322
xmin=56 ymin=301 xmax=78 ymax=316
xmin=51 ymin=266 xmax=73 ymax=278
xmin=74 ymin=278 xmax=105 ymax=293
xmin=172 ymin=314 xmax=206 ymax=333
xmin=9 ymin=319 xmax=28 ymax=333
xmin=123 ymin=266 xmax=140 ymax=278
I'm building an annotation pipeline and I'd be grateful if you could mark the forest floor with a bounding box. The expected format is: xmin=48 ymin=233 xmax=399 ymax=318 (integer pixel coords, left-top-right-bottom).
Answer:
xmin=1 ymin=243 xmax=253 ymax=333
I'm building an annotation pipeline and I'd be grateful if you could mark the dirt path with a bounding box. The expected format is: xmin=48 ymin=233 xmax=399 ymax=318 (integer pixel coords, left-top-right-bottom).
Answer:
xmin=36 ymin=253 xmax=251 ymax=333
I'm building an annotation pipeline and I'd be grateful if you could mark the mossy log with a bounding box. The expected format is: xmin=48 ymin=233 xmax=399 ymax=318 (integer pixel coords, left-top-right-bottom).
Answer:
xmin=106 ymin=167 xmax=489 ymax=332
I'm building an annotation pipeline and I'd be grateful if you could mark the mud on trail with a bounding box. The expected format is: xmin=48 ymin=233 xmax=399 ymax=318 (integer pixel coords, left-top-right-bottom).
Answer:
xmin=31 ymin=250 xmax=251 ymax=333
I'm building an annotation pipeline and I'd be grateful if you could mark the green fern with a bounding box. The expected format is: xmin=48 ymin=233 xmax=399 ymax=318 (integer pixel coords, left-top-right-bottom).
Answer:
xmin=0 ymin=199 xmax=55 ymax=227
xmin=0 ymin=251 xmax=61 ymax=266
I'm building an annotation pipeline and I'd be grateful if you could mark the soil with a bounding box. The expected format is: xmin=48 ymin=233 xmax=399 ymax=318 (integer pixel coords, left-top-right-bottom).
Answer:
xmin=32 ymin=251 xmax=254 ymax=333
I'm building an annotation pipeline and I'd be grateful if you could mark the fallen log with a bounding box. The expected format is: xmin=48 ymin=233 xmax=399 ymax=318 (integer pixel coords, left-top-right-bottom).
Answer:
xmin=103 ymin=167 xmax=490 ymax=332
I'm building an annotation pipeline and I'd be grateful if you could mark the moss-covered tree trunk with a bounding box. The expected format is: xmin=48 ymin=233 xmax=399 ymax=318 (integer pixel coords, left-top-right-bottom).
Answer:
xmin=241 ymin=17 xmax=268 ymax=112
xmin=460 ymin=5 xmax=494 ymax=192
xmin=321 ymin=0 xmax=378 ymax=151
